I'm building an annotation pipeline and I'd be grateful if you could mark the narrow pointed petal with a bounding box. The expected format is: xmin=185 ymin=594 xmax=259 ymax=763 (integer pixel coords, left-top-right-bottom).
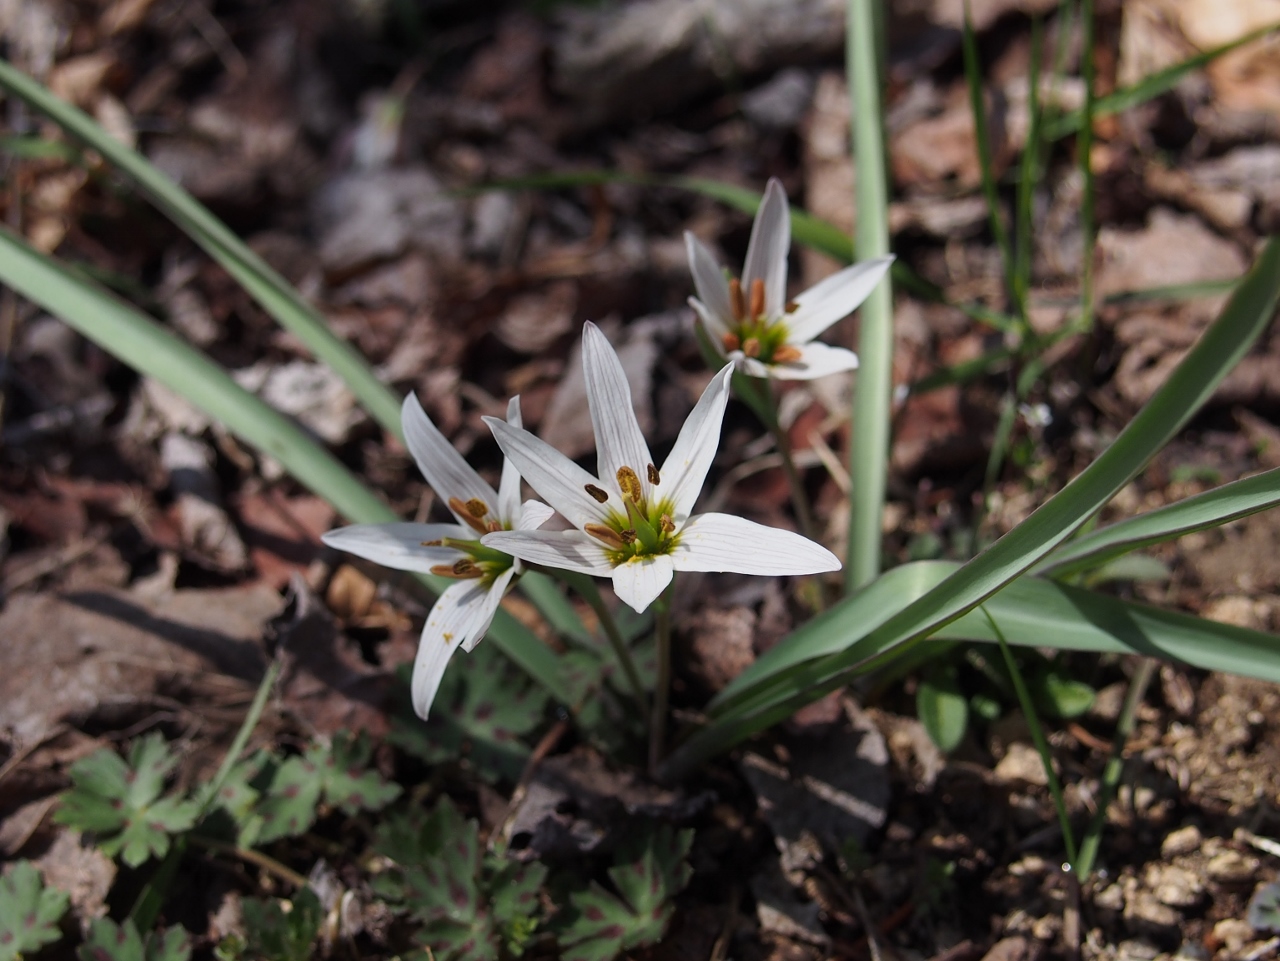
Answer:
xmin=685 ymin=232 xmax=734 ymax=325
xmin=659 ymin=364 xmax=732 ymax=521
xmin=497 ymin=396 xmax=524 ymax=524
xmin=517 ymin=499 xmax=555 ymax=531
xmin=766 ymin=341 xmax=860 ymax=381
xmin=785 ymin=256 xmax=894 ymax=343
xmin=672 ymin=512 xmax=841 ymax=574
xmin=742 ymin=178 xmax=790 ymax=319
xmin=611 ymin=553 xmax=675 ymax=612
xmin=402 ymin=394 xmax=499 ymax=523
xmin=484 ymin=416 xmax=612 ymax=529
xmin=460 ymin=566 xmax=516 ymax=652
xmin=482 ymin=529 xmax=615 ymax=576
xmin=413 ymin=579 xmax=490 ymax=718
xmin=581 ymin=322 xmax=654 ymax=500
xmin=689 ymin=296 xmax=732 ymax=342
xmin=322 ymin=522 xmax=468 ymax=573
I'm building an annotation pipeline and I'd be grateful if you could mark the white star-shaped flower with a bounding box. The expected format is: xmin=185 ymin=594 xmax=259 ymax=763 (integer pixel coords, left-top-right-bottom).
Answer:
xmin=686 ymin=177 xmax=894 ymax=380
xmin=481 ymin=322 xmax=840 ymax=613
xmin=322 ymin=394 xmax=553 ymax=719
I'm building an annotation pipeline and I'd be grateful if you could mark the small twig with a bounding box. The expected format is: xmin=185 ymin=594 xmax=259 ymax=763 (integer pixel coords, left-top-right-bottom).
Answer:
xmin=709 ymin=885 xmax=741 ymax=961
xmin=851 ymin=886 xmax=884 ymax=961
xmin=1235 ymin=827 xmax=1280 ymax=860
xmin=492 ymin=717 xmax=571 ymax=852
xmin=189 ymin=834 xmax=310 ymax=889
xmin=1243 ymin=937 xmax=1280 ymax=961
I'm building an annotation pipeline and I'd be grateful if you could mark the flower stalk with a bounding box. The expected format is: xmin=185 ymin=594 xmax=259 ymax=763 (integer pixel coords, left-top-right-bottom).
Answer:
xmin=648 ymin=581 xmax=676 ymax=778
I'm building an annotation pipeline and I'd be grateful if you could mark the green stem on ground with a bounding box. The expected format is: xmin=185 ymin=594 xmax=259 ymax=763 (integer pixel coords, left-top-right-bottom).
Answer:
xmin=553 ymin=568 xmax=649 ymax=713
xmin=649 ymin=582 xmax=675 ymax=778
xmin=741 ymin=373 xmax=818 ymax=544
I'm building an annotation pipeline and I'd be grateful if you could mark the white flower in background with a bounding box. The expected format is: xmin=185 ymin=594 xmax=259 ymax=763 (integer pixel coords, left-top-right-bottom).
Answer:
xmin=322 ymin=395 xmax=552 ymax=719
xmin=685 ymin=177 xmax=894 ymax=380
xmin=482 ymin=322 xmax=841 ymax=613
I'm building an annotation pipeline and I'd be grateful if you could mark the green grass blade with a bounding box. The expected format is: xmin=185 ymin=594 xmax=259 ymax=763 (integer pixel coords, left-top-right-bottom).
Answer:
xmin=0 ymin=227 xmax=570 ymax=704
xmin=1046 ymin=21 xmax=1280 ymax=140
xmin=660 ymin=237 xmax=1280 ymax=778
xmin=846 ymin=0 xmax=895 ymax=591
xmin=0 ymin=57 xmax=404 ymax=438
xmin=1033 ymin=467 xmax=1280 ymax=578
xmin=1076 ymin=0 xmax=1097 ymax=332
xmin=1014 ymin=16 xmax=1045 ymax=316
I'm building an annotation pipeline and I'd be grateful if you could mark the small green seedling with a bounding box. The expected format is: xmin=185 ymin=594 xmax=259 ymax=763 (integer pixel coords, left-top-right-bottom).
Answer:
xmin=556 ymin=825 xmax=694 ymax=961
xmin=226 ymin=890 xmax=325 ymax=961
xmin=55 ymin=732 xmax=200 ymax=867
xmin=77 ymin=918 xmax=190 ymax=961
xmin=0 ymin=861 xmax=70 ymax=961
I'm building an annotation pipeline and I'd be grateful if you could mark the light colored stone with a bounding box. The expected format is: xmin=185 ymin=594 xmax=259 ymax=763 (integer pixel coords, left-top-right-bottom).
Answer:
xmin=1160 ymin=825 xmax=1203 ymax=859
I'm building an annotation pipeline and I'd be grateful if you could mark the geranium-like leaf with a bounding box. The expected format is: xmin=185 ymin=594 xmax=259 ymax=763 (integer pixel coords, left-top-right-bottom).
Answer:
xmin=390 ymin=646 xmax=548 ymax=783
xmin=557 ymin=824 xmax=694 ymax=961
xmin=321 ymin=732 xmax=402 ymax=815
xmin=55 ymin=733 xmax=199 ymax=867
xmin=76 ymin=918 xmax=190 ymax=961
xmin=0 ymin=860 xmax=69 ymax=961
xmin=240 ymin=890 xmax=324 ymax=961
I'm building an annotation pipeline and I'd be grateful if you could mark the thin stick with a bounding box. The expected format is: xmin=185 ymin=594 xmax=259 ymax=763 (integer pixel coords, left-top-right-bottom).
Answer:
xmin=189 ymin=834 xmax=310 ymax=889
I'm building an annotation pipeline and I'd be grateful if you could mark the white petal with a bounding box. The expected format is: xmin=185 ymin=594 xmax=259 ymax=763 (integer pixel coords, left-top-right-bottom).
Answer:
xmin=742 ymin=178 xmax=790 ymax=320
xmin=766 ymin=341 xmax=860 ymax=381
xmin=482 ymin=529 xmax=615 ymax=576
xmin=659 ymin=364 xmax=732 ymax=522
xmin=517 ymin=499 xmax=556 ymax=530
xmin=672 ymin=512 xmax=841 ymax=574
xmin=497 ymin=396 xmax=524 ymax=524
xmin=461 ymin=566 xmax=516 ymax=652
xmin=786 ymin=256 xmax=894 ymax=343
xmin=685 ymin=232 xmax=734 ymax=327
xmin=582 ymin=322 xmax=654 ymax=500
xmin=611 ymin=553 xmax=675 ymax=613
xmin=689 ymin=296 xmax=732 ymax=342
xmin=413 ymin=579 xmax=491 ymax=718
xmin=736 ymin=355 xmax=772 ymax=379
xmin=402 ymin=393 xmax=499 ymax=525
xmin=322 ymin=522 xmax=468 ymax=573
xmin=484 ymin=416 xmax=612 ymax=529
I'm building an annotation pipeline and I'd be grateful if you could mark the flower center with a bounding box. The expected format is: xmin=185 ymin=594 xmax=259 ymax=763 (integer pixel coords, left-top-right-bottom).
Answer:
xmin=722 ymin=277 xmax=803 ymax=365
xmin=582 ymin=464 xmax=679 ymax=563
xmin=424 ymin=536 xmax=514 ymax=584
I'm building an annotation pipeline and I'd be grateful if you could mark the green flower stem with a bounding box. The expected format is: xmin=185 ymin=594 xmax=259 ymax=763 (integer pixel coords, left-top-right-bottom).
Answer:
xmin=740 ymin=373 xmax=818 ymax=544
xmin=649 ymin=581 xmax=676 ymax=778
xmin=552 ymin=569 xmax=649 ymax=713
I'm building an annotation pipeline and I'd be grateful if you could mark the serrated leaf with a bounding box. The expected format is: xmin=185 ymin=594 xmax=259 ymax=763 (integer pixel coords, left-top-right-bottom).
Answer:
xmin=558 ymin=825 xmax=694 ymax=961
xmin=76 ymin=918 xmax=190 ymax=961
xmin=0 ymin=860 xmax=69 ymax=961
xmin=241 ymin=890 xmax=324 ymax=961
xmin=56 ymin=734 xmax=198 ymax=867
xmin=253 ymin=755 xmax=325 ymax=845
xmin=320 ymin=733 xmax=401 ymax=815
xmin=390 ymin=646 xmax=548 ymax=783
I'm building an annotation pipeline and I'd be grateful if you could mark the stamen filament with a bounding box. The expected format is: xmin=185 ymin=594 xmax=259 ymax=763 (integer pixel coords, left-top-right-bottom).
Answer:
xmin=729 ymin=278 xmax=746 ymax=321
xmin=585 ymin=523 xmax=626 ymax=549
xmin=748 ymin=277 xmax=765 ymax=320
xmin=449 ymin=496 xmax=491 ymax=535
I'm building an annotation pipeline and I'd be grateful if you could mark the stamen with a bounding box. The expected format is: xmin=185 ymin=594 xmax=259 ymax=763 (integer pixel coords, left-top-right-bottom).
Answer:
xmin=773 ymin=345 xmax=803 ymax=364
xmin=659 ymin=514 xmax=676 ymax=534
xmin=449 ymin=496 xmax=490 ymax=535
xmin=619 ymin=529 xmax=638 ymax=544
xmin=486 ymin=519 xmax=502 ymax=533
xmin=722 ymin=332 xmax=741 ymax=352
xmin=729 ymin=278 xmax=746 ymax=321
xmin=465 ymin=498 xmax=489 ymax=518
xmin=616 ymin=466 xmax=642 ymax=503
xmin=585 ymin=523 xmax=626 ymax=550
xmin=584 ymin=484 xmax=609 ymax=503
xmin=749 ymin=277 xmax=765 ymax=320
xmin=647 ymin=464 xmax=661 ymax=485
xmin=742 ymin=337 xmax=762 ymax=358
xmin=421 ymin=539 xmax=444 ymax=547
xmin=429 ymin=561 xmax=483 ymax=579
xmin=785 ymin=300 xmax=799 ymax=314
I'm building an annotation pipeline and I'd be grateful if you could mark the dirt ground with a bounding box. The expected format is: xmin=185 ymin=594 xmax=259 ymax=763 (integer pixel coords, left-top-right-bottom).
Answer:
xmin=3 ymin=0 xmax=1280 ymax=959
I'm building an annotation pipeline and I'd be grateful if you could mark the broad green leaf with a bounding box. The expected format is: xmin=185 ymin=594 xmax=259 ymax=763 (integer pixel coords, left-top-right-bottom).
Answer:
xmin=0 ymin=225 xmax=571 ymax=707
xmin=661 ymin=236 xmax=1280 ymax=779
xmin=1032 ymin=671 xmax=1095 ymax=719
xmin=0 ymin=57 xmax=403 ymax=437
xmin=0 ymin=861 xmax=69 ymax=961
xmin=77 ymin=919 xmax=190 ymax=961
xmin=1034 ymin=467 xmax=1280 ymax=578
xmin=917 ymin=664 xmax=968 ymax=753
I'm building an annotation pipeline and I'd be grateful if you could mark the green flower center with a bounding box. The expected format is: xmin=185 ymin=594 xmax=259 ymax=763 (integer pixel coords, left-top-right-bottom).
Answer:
xmin=427 ymin=497 xmax=517 ymax=585
xmin=722 ymin=276 xmax=802 ymax=366
xmin=583 ymin=465 xmax=680 ymax=565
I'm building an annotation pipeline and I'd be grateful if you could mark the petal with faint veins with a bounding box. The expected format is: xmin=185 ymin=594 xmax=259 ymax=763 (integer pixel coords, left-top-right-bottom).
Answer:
xmin=402 ymin=394 xmax=498 ymax=524
xmin=689 ymin=296 xmax=732 ymax=342
xmin=321 ymin=522 xmax=469 ymax=573
xmin=786 ymin=256 xmax=894 ymax=343
xmin=672 ymin=512 xmax=841 ymax=574
xmin=742 ymin=178 xmax=790 ymax=319
xmin=685 ymin=232 xmax=734 ymax=325
xmin=582 ymin=322 xmax=654 ymax=499
xmin=413 ymin=579 xmax=490 ymax=718
xmin=484 ymin=416 xmax=612 ymax=529
xmin=497 ymin=396 xmax=524 ymax=523
xmin=611 ymin=553 xmax=676 ymax=612
xmin=460 ymin=565 xmax=516 ymax=652
xmin=659 ymin=364 xmax=732 ymax=521
xmin=767 ymin=341 xmax=860 ymax=381
xmin=517 ymin=499 xmax=555 ymax=531
xmin=483 ymin=529 xmax=615 ymax=576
